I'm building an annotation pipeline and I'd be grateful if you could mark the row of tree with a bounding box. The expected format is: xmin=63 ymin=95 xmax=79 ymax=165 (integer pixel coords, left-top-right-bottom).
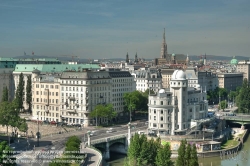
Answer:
xmin=50 ymin=136 xmax=84 ymax=166
xmin=236 ymin=79 xmax=250 ymax=113
xmin=89 ymin=103 xmax=117 ymax=125
xmin=125 ymin=133 xmax=199 ymax=166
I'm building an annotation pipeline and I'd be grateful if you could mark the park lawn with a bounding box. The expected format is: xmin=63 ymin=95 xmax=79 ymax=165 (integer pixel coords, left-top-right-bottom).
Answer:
xmin=221 ymin=139 xmax=239 ymax=149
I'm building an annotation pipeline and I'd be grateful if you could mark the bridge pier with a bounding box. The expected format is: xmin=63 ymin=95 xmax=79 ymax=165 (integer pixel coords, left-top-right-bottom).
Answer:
xmin=104 ymin=138 xmax=110 ymax=160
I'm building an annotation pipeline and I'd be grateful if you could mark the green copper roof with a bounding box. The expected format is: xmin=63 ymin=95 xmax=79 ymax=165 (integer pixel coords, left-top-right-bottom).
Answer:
xmin=0 ymin=57 xmax=60 ymax=62
xmin=13 ymin=64 xmax=100 ymax=73
xmin=230 ymin=58 xmax=238 ymax=65
xmin=172 ymin=53 xmax=175 ymax=56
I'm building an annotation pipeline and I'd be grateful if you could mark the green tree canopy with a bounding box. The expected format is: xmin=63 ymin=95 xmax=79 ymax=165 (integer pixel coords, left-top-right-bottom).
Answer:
xmin=219 ymin=100 xmax=228 ymax=111
xmin=15 ymin=73 xmax=24 ymax=112
xmin=1 ymin=86 xmax=8 ymax=102
xmin=176 ymin=139 xmax=187 ymax=166
xmin=26 ymin=75 xmax=32 ymax=114
xmin=236 ymin=79 xmax=250 ymax=113
xmin=155 ymin=143 xmax=173 ymax=166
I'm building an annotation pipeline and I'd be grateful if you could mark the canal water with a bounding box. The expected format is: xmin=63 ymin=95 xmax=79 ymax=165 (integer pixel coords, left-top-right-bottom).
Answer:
xmin=106 ymin=133 xmax=250 ymax=166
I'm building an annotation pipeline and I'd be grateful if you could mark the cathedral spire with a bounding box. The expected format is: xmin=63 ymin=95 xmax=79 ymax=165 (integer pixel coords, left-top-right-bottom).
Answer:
xmin=160 ymin=28 xmax=167 ymax=59
xmin=126 ymin=52 xmax=129 ymax=63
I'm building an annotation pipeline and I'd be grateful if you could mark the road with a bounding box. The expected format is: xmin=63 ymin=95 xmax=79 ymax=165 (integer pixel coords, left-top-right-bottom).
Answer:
xmin=11 ymin=121 xmax=147 ymax=166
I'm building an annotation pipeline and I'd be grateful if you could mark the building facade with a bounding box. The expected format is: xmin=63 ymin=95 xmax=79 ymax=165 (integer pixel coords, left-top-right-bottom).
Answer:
xmin=217 ymin=73 xmax=243 ymax=91
xmin=237 ymin=60 xmax=250 ymax=83
xmin=148 ymin=70 xmax=208 ymax=135
xmin=131 ymin=69 xmax=162 ymax=92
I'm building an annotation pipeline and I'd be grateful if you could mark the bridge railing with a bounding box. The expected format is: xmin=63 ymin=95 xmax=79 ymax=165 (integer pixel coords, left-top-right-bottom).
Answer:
xmin=89 ymin=146 xmax=103 ymax=166
xmin=91 ymin=134 xmax=127 ymax=144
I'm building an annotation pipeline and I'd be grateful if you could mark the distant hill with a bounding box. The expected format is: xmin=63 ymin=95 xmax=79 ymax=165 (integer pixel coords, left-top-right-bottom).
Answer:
xmin=188 ymin=55 xmax=249 ymax=61
xmin=13 ymin=54 xmax=249 ymax=62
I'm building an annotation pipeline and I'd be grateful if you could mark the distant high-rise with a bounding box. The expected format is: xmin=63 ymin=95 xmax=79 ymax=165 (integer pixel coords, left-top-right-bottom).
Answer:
xmin=160 ymin=28 xmax=167 ymax=59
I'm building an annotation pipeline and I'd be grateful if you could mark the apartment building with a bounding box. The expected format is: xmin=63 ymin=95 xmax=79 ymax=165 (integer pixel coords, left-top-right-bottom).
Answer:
xmin=237 ymin=60 xmax=250 ymax=82
xmin=217 ymin=73 xmax=243 ymax=91
xmin=31 ymin=70 xmax=61 ymax=122
xmin=131 ymin=69 xmax=162 ymax=92
xmin=161 ymin=68 xmax=175 ymax=89
xmin=13 ymin=64 xmax=100 ymax=110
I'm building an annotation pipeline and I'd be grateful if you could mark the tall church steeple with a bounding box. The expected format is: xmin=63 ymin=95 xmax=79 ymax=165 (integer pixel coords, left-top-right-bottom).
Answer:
xmin=160 ymin=28 xmax=167 ymax=59
xmin=126 ymin=52 xmax=129 ymax=63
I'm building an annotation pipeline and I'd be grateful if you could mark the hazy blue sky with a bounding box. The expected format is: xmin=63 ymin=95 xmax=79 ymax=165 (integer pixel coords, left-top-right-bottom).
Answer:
xmin=0 ymin=0 xmax=249 ymax=59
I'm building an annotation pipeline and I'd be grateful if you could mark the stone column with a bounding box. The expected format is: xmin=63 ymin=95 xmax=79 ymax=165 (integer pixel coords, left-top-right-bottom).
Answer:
xmin=128 ymin=122 xmax=131 ymax=146
xmin=87 ymin=131 xmax=91 ymax=147
xmin=105 ymin=138 xmax=110 ymax=160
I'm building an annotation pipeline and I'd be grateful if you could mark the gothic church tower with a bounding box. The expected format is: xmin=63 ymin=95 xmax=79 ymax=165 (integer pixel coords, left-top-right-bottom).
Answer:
xmin=160 ymin=28 xmax=168 ymax=59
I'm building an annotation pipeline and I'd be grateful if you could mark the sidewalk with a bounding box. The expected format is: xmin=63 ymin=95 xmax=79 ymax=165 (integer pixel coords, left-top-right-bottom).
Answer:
xmin=81 ymin=147 xmax=102 ymax=166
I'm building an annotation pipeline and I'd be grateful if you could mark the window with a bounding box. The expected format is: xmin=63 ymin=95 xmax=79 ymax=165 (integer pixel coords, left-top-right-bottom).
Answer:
xmin=154 ymin=109 xmax=156 ymax=114
xmin=56 ymin=92 xmax=58 ymax=96
xmin=154 ymin=116 xmax=156 ymax=120
xmin=161 ymin=117 xmax=163 ymax=121
xmin=161 ymin=110 xmax=163 ymax=114
xmin=161 ymin=101 xmax=163 ymax=105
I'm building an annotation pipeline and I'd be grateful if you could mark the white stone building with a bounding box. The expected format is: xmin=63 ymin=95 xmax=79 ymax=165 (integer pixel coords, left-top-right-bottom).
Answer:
xmin=32 ymin=69 xmax=135 ymax=127
xmin=148 ymin=70 xmax=208 ymax=135
xmin=131 ymin=69 xmax=162 ymax=93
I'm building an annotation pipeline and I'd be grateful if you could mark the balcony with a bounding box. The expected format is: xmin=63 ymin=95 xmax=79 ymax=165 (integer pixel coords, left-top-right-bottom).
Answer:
xmin=67 ymin=109 xmax=77 ymax=114
xmin=68 ymin=96 xmax=75 ymax=101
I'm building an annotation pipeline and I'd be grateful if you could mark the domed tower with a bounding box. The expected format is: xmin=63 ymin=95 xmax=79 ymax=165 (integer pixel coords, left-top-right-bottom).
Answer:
xmin=171 ymin=53 xmax=176 ymax=64
xmin=32 ymin=69 xmax=41 ymax=80
xmin=170 ymin=70 xmax=188 ymax=132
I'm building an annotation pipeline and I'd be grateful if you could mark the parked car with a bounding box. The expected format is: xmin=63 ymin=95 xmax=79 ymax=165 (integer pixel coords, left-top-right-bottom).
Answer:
xmin=73 ymin=124 xmax=81 ymax=127
xmin=50 ymin=121 xmax=57 ymax=125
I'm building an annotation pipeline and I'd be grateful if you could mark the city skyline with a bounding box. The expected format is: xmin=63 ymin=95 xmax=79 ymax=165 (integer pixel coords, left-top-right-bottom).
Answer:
xmin=0 ymin=0 xmax=249 ymax=59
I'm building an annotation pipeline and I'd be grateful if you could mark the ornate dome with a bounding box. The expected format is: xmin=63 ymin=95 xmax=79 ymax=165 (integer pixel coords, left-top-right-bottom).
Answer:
xmin=172 ymin=53 xmax=175 ymax=57
xmin=230 ymin=56 xmax=238 ymax=65
xmin=171 ymin=70 xmax=186 ymax=80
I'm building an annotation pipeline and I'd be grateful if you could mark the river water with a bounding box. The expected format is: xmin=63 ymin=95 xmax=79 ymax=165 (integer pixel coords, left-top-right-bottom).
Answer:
xmin=107 ymin=133 xmax=250 ymax=166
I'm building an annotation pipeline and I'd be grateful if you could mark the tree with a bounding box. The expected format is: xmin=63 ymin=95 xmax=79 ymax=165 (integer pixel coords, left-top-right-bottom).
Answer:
xmin=0 ymin=141 xmax=16 ymax=165
xmin=103 ymin=103 xmax=117 ymax=125
xmin=190 ymin=144 xmax=199 ymax=166
xmin=2 ymin=86 xmax=8 ymax=102
xmin=184 ymin=143 xmax=191 ymax=166
xmin=137 ymin=134 xmax=149 ymax=165
xmin=176 ymin=139 xmax=187 ymax=166
xmin=89 ymin=104 xmax=106 ymax=125
xmin=26 ymin=75 xmax=32 ymax=114
xmin=127 ymin=133 xmax=141 ymax=165
xmin=236 ymin=79 xmax=250 ymax=113
xmin=219 ymin=100 xmax=228 ymax=111
xmin=155 ymin=143 xmax=173 ymax=166
xmin=15 ymin=73 xmax=24 ymax=112
xmin=0 ymin=101 xmax=19 ymax=143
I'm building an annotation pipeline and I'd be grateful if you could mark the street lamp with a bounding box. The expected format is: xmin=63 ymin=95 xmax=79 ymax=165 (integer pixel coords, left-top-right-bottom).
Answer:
xmin=96 ymin=95 xmax=103 ymax=127
xmin=129 ymin=99 xmax=132 ymax=123
xmin=37 ymin=111 xmax=40 ymax=147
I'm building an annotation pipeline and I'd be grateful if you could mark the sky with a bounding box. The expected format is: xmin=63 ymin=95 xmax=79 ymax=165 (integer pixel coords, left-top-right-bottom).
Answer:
xmin=0 ymin=0 xmax=250 ymax=59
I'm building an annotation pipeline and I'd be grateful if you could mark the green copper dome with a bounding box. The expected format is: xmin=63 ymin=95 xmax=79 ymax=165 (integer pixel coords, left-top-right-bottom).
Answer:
xmin=230 ymin=56 xmax=238 ymax=65
xmin=172 ymin=53 xmax=175 ymax=56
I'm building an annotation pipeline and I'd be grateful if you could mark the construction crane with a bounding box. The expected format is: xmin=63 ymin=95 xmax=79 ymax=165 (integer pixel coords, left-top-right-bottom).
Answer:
xmin=71 ymin=55 xmax=78 ymax=62
xmin=57 ymin=54 xmax=78 ymax=62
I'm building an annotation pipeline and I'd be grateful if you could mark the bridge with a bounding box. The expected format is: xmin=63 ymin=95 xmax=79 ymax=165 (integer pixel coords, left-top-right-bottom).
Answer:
xmin=83 ymin=125 xmax=147 ymax=160
xmin=223 ymin=114 xmax=250 ymax=127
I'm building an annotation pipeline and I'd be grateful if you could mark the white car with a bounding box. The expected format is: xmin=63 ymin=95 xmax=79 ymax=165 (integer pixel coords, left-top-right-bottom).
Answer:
xmin=106 ymin=128 xmax=116 ymax=133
